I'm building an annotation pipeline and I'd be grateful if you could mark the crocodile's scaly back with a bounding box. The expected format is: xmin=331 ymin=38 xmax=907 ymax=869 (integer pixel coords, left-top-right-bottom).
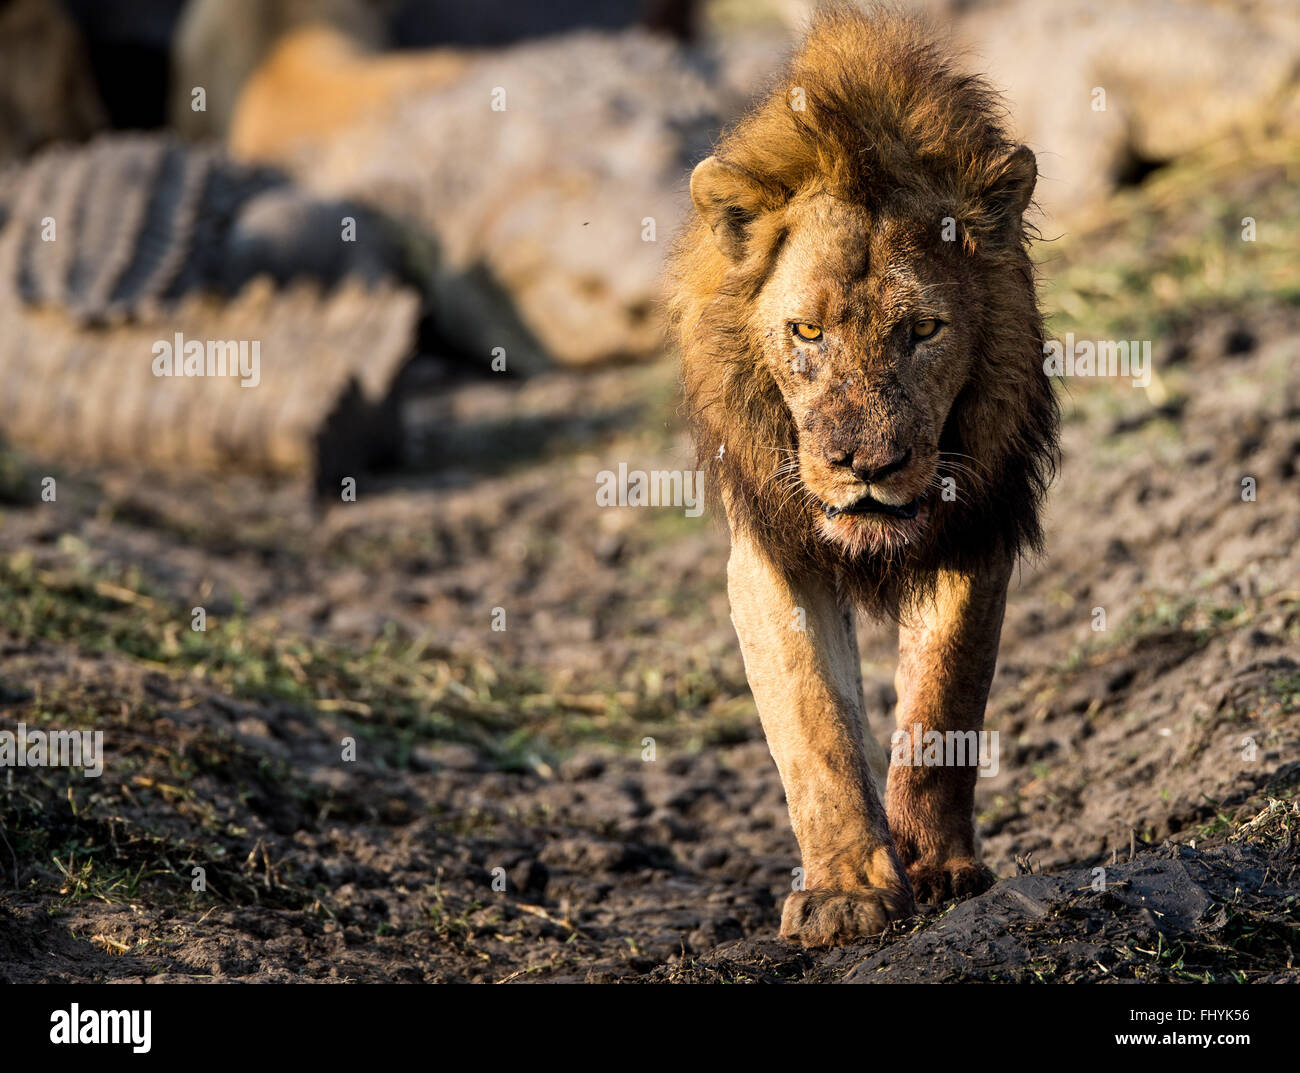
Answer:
xmin=0 ymin=134 xmax=420 ymax=491
xmin=0 ymin=135 xmax=279 ymax=324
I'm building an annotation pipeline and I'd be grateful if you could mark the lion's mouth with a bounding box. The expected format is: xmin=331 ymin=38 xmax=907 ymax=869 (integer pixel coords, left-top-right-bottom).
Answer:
xmin=822 ymin=494 xmax=923 ymax=521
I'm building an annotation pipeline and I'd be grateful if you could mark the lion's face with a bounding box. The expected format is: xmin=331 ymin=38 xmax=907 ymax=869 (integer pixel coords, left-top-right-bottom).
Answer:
xmin=678 ymin=121 xmax=1047 ymax=581
xmin=752 ymin=194 xmax=976 ymax=556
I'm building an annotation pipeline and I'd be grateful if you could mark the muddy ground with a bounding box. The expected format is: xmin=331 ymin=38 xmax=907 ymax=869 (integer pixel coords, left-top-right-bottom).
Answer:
xmin=0 ymin=138 xmax=1297 ymax=984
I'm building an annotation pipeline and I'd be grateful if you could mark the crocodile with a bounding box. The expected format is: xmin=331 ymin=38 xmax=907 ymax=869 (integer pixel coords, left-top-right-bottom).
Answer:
xmin=0 ymin=133 xmax=422 ymax=491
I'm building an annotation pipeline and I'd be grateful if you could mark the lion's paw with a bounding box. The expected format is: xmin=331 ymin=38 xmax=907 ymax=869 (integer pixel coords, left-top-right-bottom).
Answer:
xmin=779 ymin=886 xmax=914 ymax=948
xmin=906 ymin=858 xmax=995 ymax=904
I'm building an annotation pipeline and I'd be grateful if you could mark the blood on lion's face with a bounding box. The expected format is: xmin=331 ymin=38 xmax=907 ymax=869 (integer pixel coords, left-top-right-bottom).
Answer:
xmin=750 ymin=194 xmax=979 ymax=557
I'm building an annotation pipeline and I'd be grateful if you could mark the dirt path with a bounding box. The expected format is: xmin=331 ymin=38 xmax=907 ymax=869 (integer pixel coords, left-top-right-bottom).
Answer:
xmin=1 ymin=145 xmax=1298 ymax=984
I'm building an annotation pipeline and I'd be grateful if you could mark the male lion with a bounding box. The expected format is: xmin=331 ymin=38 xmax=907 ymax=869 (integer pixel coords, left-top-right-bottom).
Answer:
xmin=668 ymin=5 xmax=1058 ymax=947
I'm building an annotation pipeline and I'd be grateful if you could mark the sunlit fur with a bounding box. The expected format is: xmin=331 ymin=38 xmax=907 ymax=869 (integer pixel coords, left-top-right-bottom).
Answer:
xmin=668 ymin=4 xmax=1059 ymax=616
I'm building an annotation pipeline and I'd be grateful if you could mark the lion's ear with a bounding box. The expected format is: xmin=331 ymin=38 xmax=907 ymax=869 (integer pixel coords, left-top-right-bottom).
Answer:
xmin=981 ymin=145 xmax=1037 ymax=236
xmin=690 ymin=155 xmax=774 ymax=261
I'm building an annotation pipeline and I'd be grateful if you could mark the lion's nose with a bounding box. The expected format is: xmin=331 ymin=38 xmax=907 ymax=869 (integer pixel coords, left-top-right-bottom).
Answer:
xmin=826 ymin=445 xmax=911 ymax=484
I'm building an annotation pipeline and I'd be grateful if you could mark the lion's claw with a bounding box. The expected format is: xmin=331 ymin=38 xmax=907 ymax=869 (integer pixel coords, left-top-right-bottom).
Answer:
xmin=779 ymin=886 xmax=915 ymax=948
xmin=906 ymin=858 xmax=995 ymax=904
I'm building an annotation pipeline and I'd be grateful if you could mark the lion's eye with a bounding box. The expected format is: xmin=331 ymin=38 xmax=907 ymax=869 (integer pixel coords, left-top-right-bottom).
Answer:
xmin=912 ymin=318 xmax=943 ymax=340
xmin=792 ymin=323 xmax=823 ymax=342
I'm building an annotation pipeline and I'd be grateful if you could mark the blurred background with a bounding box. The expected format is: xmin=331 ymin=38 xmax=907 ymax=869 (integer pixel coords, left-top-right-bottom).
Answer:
xmin=0 ymin=0 xmax=1297 ymax=983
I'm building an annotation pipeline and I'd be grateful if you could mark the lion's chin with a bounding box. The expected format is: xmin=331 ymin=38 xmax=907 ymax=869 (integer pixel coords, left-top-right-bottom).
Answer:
xmin=815 ymin=499 xmax=930 ymax=559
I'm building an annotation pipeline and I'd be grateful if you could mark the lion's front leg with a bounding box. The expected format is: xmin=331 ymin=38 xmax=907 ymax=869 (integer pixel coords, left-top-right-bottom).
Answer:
xmin=727 ymin=531 xmax=913 ymax=947
xmin=886 ymin=556 xmax=1012 ymax=904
